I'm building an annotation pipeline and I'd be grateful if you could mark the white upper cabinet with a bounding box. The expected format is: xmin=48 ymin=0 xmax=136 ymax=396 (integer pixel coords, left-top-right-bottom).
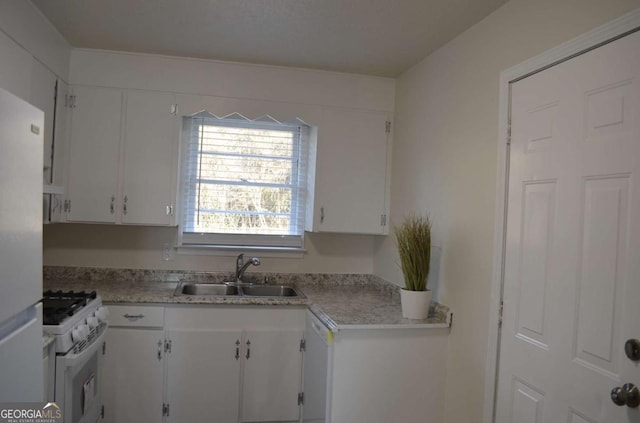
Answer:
xmin=63 ymin=87 xmax=391 ymax=232
xmin=306 ymin=108 xmax=391 ymax=235
xmin=122 ymin=90 xmax=178 ymax=225
xmin=65 ymin=86 xmax=178 ymax=225
xmin=66 ymin=85 xmax=122 ymax=223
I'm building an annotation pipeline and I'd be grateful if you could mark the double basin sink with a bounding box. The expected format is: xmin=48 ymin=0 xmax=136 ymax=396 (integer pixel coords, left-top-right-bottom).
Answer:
xmin=175 ymin=282 xmax=304 ymax=298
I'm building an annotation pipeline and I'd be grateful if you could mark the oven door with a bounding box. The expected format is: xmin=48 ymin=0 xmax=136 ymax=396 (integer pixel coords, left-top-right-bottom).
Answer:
xmin=55 ymin=326 xmax=107 ymax=423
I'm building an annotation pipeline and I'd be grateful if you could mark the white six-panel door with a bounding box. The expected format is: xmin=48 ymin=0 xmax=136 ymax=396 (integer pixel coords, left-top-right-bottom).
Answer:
xmin=496 ymin=30 xmax=640 ymax=422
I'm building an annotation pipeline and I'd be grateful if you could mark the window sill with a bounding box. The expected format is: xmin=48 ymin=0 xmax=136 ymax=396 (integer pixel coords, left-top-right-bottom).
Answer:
xmin=176 ymin=244 xmax=306 ymax=259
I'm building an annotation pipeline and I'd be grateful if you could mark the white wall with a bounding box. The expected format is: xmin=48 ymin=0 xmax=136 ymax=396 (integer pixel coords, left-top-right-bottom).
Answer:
xmin=0 ymin=1 xmax=70 ymax=101
xmin=43 ymin=49 xmax=394 ymax=274
xmin=68 ymin=49 xmax=394 ymax=111
xmin=372 ymin=0 xmax=640 ymax=422
xmin=44 ymin=224 xmax=375 ymax=273
xmin=0 ymin=1 xmax=70 ymax=81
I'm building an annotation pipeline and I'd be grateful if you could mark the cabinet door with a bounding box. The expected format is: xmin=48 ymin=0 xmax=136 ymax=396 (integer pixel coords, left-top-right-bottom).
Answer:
xmin=66 ymin=86 xmax=122 ymax=223
xmin=101 ymin=328 xmax=164 ymax=423
xmin=242 ymin=330 xmax=303 ymax=422
xmin=122 ymin=90 xmax=178 ymax=225
xmin=29 ymin=58 xmax=57 ymax=185
xmin=49 ymin=79 xmax=69 ymax=223
xmin=166 ymin=329 xmax=242 ymax=423
xmin=310 ymin=108 xmax=390 ymax=234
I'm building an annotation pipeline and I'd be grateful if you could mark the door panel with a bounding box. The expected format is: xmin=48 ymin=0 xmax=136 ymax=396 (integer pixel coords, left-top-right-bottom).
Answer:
xmin=66 ymin=86 xmax=122 ymax=223
xmin=242 ymin=330 xmax=302 ymax=422
xmin=312 ymin=108 xmax=389 ymax=234
xmin=122 ymin=90 xmax=177 ymax=225
xmin=496 ymin=30 xmax=640 ymax=422
xmin=101 ymin=328 xmax=164 ymax=423
xmin=166 ymin=329 xmax=242 ymax=423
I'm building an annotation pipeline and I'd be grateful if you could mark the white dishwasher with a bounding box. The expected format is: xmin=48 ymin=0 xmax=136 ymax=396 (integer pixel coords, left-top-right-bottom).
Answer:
xmin=302 ymin=310 xmax=334 ymax=423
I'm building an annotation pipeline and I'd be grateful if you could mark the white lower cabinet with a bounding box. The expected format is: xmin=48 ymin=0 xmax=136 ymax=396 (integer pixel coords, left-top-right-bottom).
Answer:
xmin=102 ymin=327 xmax=165 ymax=423
xmin=164 ymin=307 xmax=305 ymax=423
xmin=241 ymin=330 xmax=303 ymax=422
xmin=102 ymin=305 xmax=306 ymax=423
xmin=101 ymin=305 xmax=166 ymax=423
xmin=165 ymin=329 xmax=242 ymax=423
xmin=301 ymin=311 xmax=450 ymax=423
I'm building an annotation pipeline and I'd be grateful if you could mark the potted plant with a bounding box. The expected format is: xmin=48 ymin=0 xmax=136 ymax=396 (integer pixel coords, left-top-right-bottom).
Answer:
xmin=394 ymin=214 xmax=432 ymax=319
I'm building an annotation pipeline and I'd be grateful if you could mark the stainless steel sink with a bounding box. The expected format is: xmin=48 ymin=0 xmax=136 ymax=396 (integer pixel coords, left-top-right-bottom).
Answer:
xmin=240 ymin=285 xmax=302 ymax=297
xmin=178 ymin=283 xmax=239 ymax=296
xmin=175 ymin=281 xmax=304 ymax=298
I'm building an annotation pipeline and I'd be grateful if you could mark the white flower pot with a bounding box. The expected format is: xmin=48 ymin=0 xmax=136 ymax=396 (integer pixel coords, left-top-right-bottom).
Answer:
xmin=400 ymin=289 xmax=432 ymax=320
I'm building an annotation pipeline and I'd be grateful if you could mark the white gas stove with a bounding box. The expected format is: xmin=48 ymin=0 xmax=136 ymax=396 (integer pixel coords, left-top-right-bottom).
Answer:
xmin=41 ymin=291 xmax=109 ymax=423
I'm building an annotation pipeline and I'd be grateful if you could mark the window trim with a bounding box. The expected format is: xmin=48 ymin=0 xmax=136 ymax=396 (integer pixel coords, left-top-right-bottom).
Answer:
xmin=178 ymin=112 xmax=309 ymax=250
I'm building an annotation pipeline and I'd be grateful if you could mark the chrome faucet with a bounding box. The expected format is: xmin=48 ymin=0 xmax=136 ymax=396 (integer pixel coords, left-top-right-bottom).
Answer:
xmin=235 ymin=253 xmax=261 ymax=283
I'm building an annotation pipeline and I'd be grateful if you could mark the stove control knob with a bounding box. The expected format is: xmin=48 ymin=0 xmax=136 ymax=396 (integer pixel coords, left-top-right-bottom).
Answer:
xmin=71 ymin=328 xmax=82 ymax=343
xmin=95 ymin=307 xmax=109 ymax=323
xmin=77 ymin=324 xmax=90 ymax=341
xmin=86 ymin=316 xmax=98 ymax=329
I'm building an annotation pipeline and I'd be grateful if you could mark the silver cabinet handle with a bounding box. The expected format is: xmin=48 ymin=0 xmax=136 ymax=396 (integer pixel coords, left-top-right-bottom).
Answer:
xmin=110 ymin=196 xmax=115 ymax=214
xmin=157 ymin=340 xmax=163 ymax=361
xmin=123 ymin=313 xmax=144 ymax=321
xmin=320 ymin=206 xmax=325 ymax=224
xmin=123 ymin=195 xmax=128 ymax=215
xmin=235 ymin=339 xmax=240 ymax=360
xmin=246 ymin=339 xmax=251 ymax=360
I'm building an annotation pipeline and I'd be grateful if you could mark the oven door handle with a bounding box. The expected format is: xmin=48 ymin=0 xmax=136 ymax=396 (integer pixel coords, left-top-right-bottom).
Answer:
xmin=58 ymin=325 xmax=108 ymax=368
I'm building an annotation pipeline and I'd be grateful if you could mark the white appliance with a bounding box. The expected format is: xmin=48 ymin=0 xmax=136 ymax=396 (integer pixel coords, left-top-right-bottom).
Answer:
xmin=42 ymin=291 xmax=109 ymax=423
xmin=0 ymin=88 xmax=45 ymax=402
xmin=302 ymin=311 xmax=334 ymax=423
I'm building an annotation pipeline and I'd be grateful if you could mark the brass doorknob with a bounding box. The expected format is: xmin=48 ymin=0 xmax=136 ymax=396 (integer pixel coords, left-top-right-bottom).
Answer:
xmin=611 ymin=383 xmax=639 ymax=408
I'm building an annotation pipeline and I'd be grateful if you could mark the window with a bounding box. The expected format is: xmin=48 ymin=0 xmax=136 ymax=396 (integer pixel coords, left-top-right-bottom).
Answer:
xmin=180 ymin=113 xmax=309 ymax=249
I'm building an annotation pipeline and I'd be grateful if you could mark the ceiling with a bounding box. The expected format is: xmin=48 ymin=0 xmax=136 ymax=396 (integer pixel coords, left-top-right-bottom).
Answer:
xmin=32 ymin=0 xmax=508 ymax=77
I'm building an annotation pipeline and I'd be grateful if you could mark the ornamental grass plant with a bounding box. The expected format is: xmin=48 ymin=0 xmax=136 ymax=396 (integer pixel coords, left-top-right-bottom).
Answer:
xmin=394 ymin=215 xmax=431 ymax=291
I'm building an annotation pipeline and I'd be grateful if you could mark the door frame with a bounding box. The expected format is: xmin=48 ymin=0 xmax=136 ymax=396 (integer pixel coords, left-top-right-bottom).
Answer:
xmin=484 ymin=8 xmax=640 ymax=423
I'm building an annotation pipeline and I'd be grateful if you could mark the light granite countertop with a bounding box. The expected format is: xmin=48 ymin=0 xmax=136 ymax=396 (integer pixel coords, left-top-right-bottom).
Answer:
xmin=44 ymin=266 xmax=452 ymax=333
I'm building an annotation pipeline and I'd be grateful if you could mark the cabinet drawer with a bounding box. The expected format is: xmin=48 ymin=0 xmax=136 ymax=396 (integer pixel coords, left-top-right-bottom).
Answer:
xmin=108 ymin=305 xmax=165 ymax=328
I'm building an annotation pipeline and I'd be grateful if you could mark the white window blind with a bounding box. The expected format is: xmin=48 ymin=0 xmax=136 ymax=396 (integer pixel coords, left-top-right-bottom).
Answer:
xmin=180 ymin=113 xmax=309 ymax=248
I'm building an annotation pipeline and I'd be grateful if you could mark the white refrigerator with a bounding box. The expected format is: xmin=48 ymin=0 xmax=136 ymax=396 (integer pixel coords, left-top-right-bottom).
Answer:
xmin=0 ymin=87 xmax=44 ymax=402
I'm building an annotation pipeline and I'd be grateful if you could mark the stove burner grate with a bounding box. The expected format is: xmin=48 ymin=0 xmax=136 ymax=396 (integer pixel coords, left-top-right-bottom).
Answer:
xmin=41 ymin=290 xmax=98 ymax=326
